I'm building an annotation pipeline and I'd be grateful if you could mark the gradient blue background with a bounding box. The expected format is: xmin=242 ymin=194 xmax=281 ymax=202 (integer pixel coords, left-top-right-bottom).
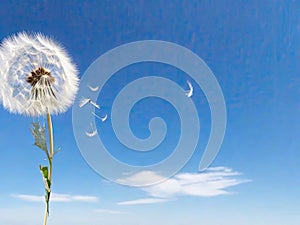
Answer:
xmin=0 ymin=1 xmax=299 ymax=224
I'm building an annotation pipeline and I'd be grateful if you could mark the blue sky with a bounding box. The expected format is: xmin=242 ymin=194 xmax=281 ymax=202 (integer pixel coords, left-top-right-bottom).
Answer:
xmin=0 ymin=0 xmax=300 ymax=224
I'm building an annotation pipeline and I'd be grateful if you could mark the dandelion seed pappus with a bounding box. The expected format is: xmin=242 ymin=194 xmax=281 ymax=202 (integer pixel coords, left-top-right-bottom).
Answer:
xmin=0 ymin=32 xmax=79 ymax=116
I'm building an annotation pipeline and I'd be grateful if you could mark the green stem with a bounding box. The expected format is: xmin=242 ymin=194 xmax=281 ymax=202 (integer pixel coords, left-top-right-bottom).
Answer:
xmin=47 ymin=112 xmax=54 ymax=180
xmin=43 ymin=112 xmax=54 ymax=225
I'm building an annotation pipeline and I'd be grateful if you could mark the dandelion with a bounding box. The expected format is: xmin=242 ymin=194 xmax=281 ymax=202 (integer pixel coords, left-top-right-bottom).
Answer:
xmin=0 ymin=32 xmax=79 ymax=225
xmin=0 ymin=32 xmax=78 ymax=116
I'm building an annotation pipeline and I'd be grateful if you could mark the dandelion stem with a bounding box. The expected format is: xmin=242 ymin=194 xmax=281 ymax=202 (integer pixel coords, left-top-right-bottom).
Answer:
xmin=47 ymin=112 xmax=54 ymax=180
xmin=43 ymin=111 xmax=54 ymax=225
xmin=43 ymin=204 xmax=48 ymax=225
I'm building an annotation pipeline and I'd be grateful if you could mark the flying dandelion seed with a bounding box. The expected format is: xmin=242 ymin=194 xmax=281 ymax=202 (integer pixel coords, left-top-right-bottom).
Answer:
xmin=79 ymin=97 xmax=100 ymax=109
xmin=89 ymin=100 xmax=100 ymax=109
xmin=0 ymin=32 xmax=79 ymax=116
xmin=92 ymin=111 xmax=108 ymax=122
xmin=185 ymin=80 xmax=193 ymax=98
xmin=85 ymin=123 xmax=97 ymax=137
xmin=79 ymin=97 xmax=91 ymax=108
xmin=88 ymin=85 xmax=99 ymax=92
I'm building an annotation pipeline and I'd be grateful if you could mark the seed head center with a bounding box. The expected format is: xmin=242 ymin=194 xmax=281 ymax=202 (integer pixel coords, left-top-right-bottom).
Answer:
xmin=26 ymin=67 xmax=55 ymax=87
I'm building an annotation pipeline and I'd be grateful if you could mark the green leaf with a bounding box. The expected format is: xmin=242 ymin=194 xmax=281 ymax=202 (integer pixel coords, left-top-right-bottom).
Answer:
xmin=40 ymin=165 xmax=51 ymax=191
xmin=40 ymin=165 xmax=48 ymax=180
xmin=31 ymin=122 xmax=48 ymax=153
xmin=40 ymin=165 xmax=51 ymax=215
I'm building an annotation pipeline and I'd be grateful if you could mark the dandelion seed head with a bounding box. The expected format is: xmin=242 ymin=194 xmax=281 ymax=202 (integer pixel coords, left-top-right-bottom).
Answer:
xmin=0 ymin=32 xmax=79 ymax=116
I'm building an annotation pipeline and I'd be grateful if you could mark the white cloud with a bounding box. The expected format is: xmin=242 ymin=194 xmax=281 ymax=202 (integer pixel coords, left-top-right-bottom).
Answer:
xmin=12 ymin=193 xmax=99 ymax=203
xmin=93 ymin=209 xmax=128 ymax=214
xmin=12 ymin=194 xmax=43 ymax=202
xmin=145 ymin=167 xmax=249 ymax=198
xmin=118 ymin=198 xmax=169 ymax=205
xmin=117 ymin=170 xmax=164 ymax=186
xmin=71 ymin=195 xmax=99 ymax=202
xmin=117 ymin=167 xmax=250 ymax=204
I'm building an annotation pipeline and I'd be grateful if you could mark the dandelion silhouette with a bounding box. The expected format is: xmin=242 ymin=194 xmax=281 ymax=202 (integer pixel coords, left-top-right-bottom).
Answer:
xmin=0 ymin=32 xmax=79 ymax=225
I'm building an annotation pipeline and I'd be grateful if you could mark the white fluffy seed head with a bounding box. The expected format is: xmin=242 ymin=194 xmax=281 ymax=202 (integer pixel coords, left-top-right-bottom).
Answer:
xmin=0 ymin=32 xmax=79 ymax=116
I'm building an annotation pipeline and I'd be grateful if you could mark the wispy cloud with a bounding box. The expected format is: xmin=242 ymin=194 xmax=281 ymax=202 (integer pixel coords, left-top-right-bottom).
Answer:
xmin=71 ymin=195 xmax=99 ymax=202
xmin=93 ymin=209 xmax=128 ymax=214
xmin=117 ymin=167 xmax=250 ymax=205
xmin=117 ymin=170 xmax=164 ymax=186
xmin=12 ymin=193 xmax=99 ymax=203
xmin=118 ymin=198 xmax=169 ymax=205
xmin=144 ymin=167 xmax=250 ymax=198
